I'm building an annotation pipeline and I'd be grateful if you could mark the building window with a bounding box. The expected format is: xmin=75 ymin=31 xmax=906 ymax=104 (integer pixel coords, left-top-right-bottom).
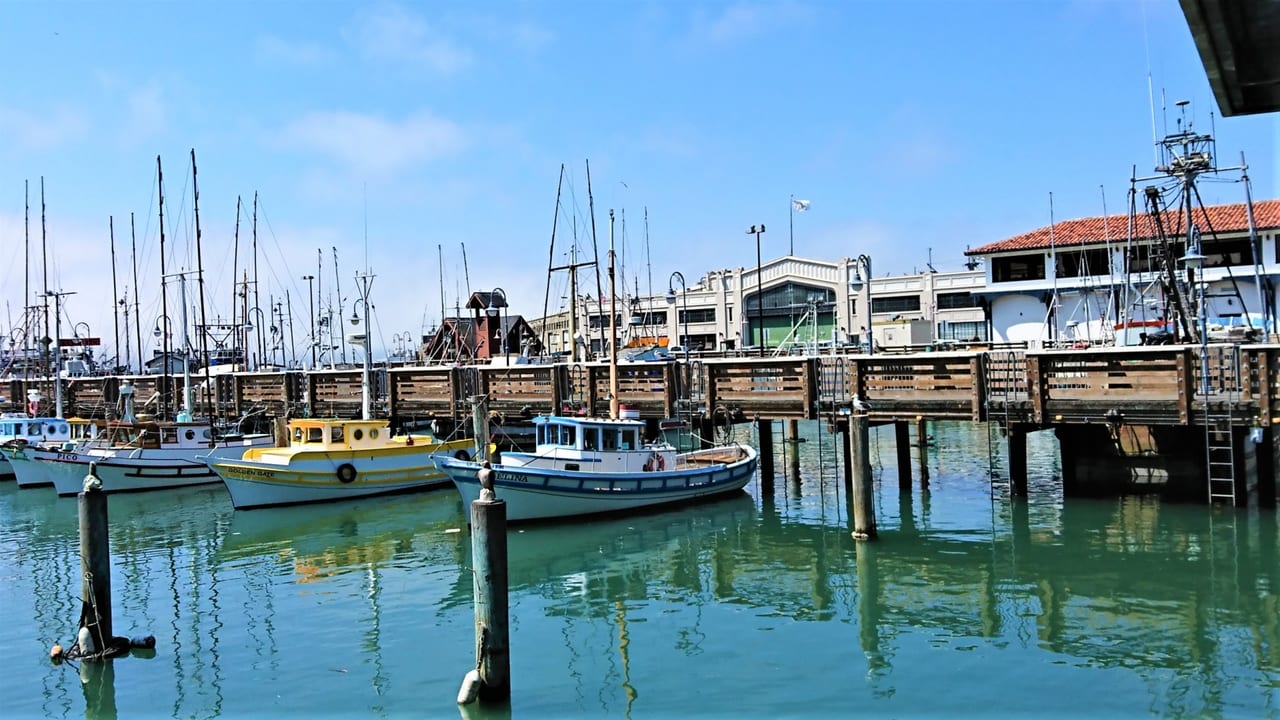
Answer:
xmin=871 ymin=295 xmax=921 ymax=314
xmin=588 ymin=314 xmax=623 ymax=329
xmin=991 ymin=255 xmax=1045 ymax=282
xmin=938 ymin=321 xmax=988 ymax=342
xmin=679 ymin=308 xmax=716 ymax=324
xmin=1057 ymin=249 xmax=1111 ymax=278
xmin=936 ymin=292 xmax=979 ymax=310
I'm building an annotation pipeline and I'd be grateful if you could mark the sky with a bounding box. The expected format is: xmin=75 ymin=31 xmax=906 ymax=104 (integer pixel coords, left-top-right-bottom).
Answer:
xmin=1 ymin=0 xmax=1276 ymax=367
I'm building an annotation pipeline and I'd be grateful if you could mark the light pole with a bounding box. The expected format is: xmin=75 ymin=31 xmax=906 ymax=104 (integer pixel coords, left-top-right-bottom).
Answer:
xmin=747 ymin=224 xmax=765 ymax=356
xmin=1179 ymin=238 xmax=1208 ymax=398
xmin=847 ymin=254 xmax=874 ymax=356
xmin=302 ymin=275 xmax=316 ymax=368
xmin=152 ymin=313 xmax=171 ymax=418
xmin=244 ymin=307 xmax=265 ymax=371
xmin=350 ymin=270 xmax=375 ymax=420
xmin=666 ymin=271 xmax=689 ymax=363
xmin=487 ymin=288 xmax=508 ymax=364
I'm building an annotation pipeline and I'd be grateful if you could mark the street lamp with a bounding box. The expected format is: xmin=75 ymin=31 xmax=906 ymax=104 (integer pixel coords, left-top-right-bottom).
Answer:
xmin=848 ymin=254 xmax=874 ymax=356
xmin=245 ymin=307 xmax=266 ymax=371
xmin=666 ymin=271 xmax=689 ymax=363
xmin=747 ymin=224 xmax=765 ymax=357
xmin=302 ymin=274 xmax=316 ymax=368
xmin=349 ymin=270 xmax=375 ymax=420
xmin=1179 ymin=237 xmax=1208 ymax=398
xmin=487 ymin=288 xmax=509 ymax=364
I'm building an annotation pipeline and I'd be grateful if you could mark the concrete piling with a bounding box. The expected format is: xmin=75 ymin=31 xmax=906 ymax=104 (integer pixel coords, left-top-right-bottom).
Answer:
xmin=78 ymin=463 xmax=113 ymax=654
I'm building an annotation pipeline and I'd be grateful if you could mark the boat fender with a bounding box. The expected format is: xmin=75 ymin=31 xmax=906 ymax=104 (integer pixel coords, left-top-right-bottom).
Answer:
xmin=457 ymin=668 xmax=482 ymax=705
xmin=454 ymin=449 xmax=471 ymax=461
xmin=76 ymin=626 xmax=96 ymax=655
xmin=336 ymin=463 xmax=357 ymax=484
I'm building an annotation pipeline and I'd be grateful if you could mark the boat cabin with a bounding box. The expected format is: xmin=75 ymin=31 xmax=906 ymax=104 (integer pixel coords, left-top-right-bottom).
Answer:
xmin=534 ymin=415 xmax=644 ymax=453
xmin=105 ymin=421 xmax=216 ymax=450
xmin=287 ymin=418 xmax=393 ymax=451
xmin=0 ymin=414 xmax=75 ymax=447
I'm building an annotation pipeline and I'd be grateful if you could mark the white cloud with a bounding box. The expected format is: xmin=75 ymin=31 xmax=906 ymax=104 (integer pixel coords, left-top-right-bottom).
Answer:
xmin=0 ymin=105 xmax=88 ymax=151
xmin=691 ymin=1 xmax=813 ymax=44
xmin=347 ymin=4 xmax=470 ymax=74
xmin=277 ymin=109 xmax=467 ymax=177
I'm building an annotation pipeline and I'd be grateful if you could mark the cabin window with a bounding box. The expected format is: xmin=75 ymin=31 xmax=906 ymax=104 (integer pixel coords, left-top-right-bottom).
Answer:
xmin=331 ymin=427 xmax=344 ymax=443
xmin=602 ymin=429 xmax=619 ymax=451
xmin=560 ymin=425 xmax=576 ymax=446
xmin=583 ymin=429 xmax=599 ymax=450
xmin=293 ymin=428 xmax=303 ymax=442
xmin=27 ymin=423 xmax=41 ymax=435
xmin=353 ymin=429 xmax=364 ymax=441
xmin=370 ymin=428 xmax=379 ymax=439
xmin=307 ymin=428 xmax=323 ymax=443
xmin=161 ymin=428 xmax=178 ymax=444
xmin=621 ymin=429 xmax=637 ymax=450
xmin=536 ymin=425 xmax=546 ymax=445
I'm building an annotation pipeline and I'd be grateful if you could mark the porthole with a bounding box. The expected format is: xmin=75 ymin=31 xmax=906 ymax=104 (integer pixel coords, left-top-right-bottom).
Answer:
xmin=353 ymin=429 xmax=364 ymax=441
xmin=58 ymin=424 xmax=69 ymax=434
xmin=184 ymin=430 xmax=196 ymax=440
xmin=201 ymin=429 xmax=213 ymax=440
xmin=370 ymin=428 xmax=379 ymax=439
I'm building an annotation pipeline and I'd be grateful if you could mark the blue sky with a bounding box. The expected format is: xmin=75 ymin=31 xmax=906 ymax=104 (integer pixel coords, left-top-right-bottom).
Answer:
xmin=1 ymin=0 xmax=1275 ymax=365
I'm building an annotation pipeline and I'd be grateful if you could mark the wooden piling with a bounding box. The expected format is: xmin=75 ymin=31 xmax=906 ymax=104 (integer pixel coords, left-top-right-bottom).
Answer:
xmin=915 ymin=417 xmax=930 ymax=486
xmin=1258 ymin=425 xmax=1276 ymax=508
xmin=786 ymin=419 xmax=801 ymax=482
xmin=78 ymin=466 xmax=113 ymax=652
xmin=470 ymin=394 xmax=491 ymax=463
xmin=895 ymin=421 xmax=911 ymax=491
xmin=469 ymin=497 xmax=510 ymax=701
xmin=849 ymin=414 xmax=877 ymax=540
xmin=838 ymin=417 xmax=852 ymax=491
xmin=1009 ymin=425 xmax=1028 ymax=497
xmin=756 ymin=417 xmax=774 ymax=493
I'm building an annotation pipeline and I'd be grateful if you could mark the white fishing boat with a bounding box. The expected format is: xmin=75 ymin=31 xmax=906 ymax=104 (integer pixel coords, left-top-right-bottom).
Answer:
xmin=435 ymin=414 xmax=757 ymax=522
xmin=204 ymin=417 xmax=473 ymax=509
xmin=0 ymin=410 xmax=74 ymax=480
xmin=435 ymin=211 xmax=757 ymax=522
xmin=3 ymin=417 xmax=103 ymax=488
xmin=202 ymin=268 xmax=474 ymax=510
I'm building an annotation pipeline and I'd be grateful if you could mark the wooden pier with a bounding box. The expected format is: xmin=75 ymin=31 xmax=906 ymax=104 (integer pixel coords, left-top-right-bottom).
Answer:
xmin=5 ymin=344 xmax=1277 ymax=506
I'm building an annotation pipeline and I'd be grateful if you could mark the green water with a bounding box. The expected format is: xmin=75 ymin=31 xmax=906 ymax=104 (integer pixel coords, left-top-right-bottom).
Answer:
xmin=1 ymin=421 xmax=1277 ymax=719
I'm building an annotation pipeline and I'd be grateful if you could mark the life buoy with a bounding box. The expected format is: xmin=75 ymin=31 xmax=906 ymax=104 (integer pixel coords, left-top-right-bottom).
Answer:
xmin=336 ymin=463 xmax=357 ymax=484
xmin=644 ymin=452 xmax=665 ymax=472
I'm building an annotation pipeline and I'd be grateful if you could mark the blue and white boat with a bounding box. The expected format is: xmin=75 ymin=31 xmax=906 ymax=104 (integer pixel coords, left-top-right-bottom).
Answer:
xmin=435 ymin=413 xmax=757 ymax=522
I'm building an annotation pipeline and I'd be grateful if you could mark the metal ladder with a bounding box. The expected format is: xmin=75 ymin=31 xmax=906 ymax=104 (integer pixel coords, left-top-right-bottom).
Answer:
xmin=1200 ymin=345 xmax=1239 ymax=504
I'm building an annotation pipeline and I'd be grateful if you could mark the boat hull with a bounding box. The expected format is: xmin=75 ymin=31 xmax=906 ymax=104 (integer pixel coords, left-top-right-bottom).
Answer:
xmin=436 ymin=445 xmax=758 ymax=522
xmin=45 ymin=439 xmax=273 ymax=496
xmin=208 ymin=439 xmax=473 ymax=510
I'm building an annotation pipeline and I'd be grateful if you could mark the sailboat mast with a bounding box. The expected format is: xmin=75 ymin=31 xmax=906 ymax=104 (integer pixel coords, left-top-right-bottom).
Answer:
xmin=157 ymin=155 xmax=171 ymax=420
xmin=40 ymin=178 xmax=48 ymax=378
xmin=130 ymin=212 xmax=143 ymax=374
xmin=586 ymin=161 xmax=604 ymax=358
xmin=110 ymin=216 xmax=120 ymax=371
xmin=176 ymin=273 xmax=193 ymax=421
xmin=253 ymin=193 xmax=263 ymax=364
xmin=608 ymin=209 xmax=619 ymax=420
xmin=192 ymin=149 xmax=214 ymax=418
xmin=542 ymin=164 xmax=564 ymax=358
xmin=23 ymin=180 xmax=29 ymax=366
xmin=333 ymin=246 xmax=346 ymax=364
xmin=231 ymin=195 xmax=241 ymax=356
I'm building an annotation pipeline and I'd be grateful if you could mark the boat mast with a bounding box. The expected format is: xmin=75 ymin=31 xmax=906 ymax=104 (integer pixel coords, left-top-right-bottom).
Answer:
xmin=40 ymin=178 xmax=48 ymax=379
xmin=333 ymin=246 xmax=346 ymax=364
xmin=541 ymin=164 xmax=564 ymax=359
xmin=192 ymin=149 xmax=213 ymax=419
xmin=231 ymin=195 xmax=241 ymax=363
xmin=157 ymin=155 xmax=171 ymax=420
xmin=130 ymin=212 xmax=143 ymax=374
xmin=586 ymin=161 xmax=604 ymax=359
xmin=253 ymin=193 xmax=263 ymax=364
xmin=608 ymin=209 xmax=619 ymax=419
xmin=109 ymin=216 xmax=120 ymax=372
xmin=173 ymin=272 xmax=194 ymax=422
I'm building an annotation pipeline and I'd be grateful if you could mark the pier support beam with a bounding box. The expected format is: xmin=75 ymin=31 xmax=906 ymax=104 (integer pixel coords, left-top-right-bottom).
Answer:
xmin=756 ymin=417 xmax=774 ymax=493
xmin=894 ymin=421 xmax=911 ymax=491
xmin=786 ymin=419 xmax=801 ymax=483
xmin=1009 ymin=425 xmax=1028 ymax=498
xmin=915 ymin=418 xmax=930 ymax=486
xmin=848 ymin=413 xmax=877 ymax=540
xmin=79 ymin=468 xmax=113 ymax=653
xmin=465 ymin=496 xmax=510 ymax=702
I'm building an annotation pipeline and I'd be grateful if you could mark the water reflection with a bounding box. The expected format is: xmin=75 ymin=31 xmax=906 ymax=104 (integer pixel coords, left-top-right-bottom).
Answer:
xmin=1 ymin=421 xmax=1277 ymax=719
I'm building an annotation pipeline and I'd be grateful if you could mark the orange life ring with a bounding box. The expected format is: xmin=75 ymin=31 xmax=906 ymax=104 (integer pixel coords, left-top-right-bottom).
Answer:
xmin=648 ymin=452 xmax=665 ymax=472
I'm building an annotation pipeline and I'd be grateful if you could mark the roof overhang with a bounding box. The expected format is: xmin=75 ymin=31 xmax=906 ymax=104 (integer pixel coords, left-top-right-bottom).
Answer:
xmin=1180 ymin=0 xmax=1280 ymax=116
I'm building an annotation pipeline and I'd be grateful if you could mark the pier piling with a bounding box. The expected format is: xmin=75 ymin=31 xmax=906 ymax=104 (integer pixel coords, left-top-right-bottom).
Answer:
xmin=461 ymin=493 xmax=510 ymax=703
xmin=895 ymin=422 xmax=911 ymax=491
xmin=848 ymin=414 xmax=877 ymax=540
xmin=756 ymin=417 xmax=774 ymax=492
xmin=470 ymin=395 xmax=491 ymax=463
xmin=1009 ymin=426 xmax=1028 ymax=497
xmin=915 ymin=417 xmax=930 ymax=487
xmin=786 ymin=419 xmax=801 ymax=483
xmin=78 ymin=464 xmax=113 ymax=653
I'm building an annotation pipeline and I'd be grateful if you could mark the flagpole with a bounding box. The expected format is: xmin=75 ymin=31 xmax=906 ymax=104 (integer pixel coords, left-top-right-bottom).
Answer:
xmin=789 ymin=194 xmax=794 ymax=256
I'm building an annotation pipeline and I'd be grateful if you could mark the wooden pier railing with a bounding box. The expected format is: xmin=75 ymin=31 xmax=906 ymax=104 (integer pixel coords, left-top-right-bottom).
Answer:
xmin=4 ymin=344 xmax=1276 ymax=428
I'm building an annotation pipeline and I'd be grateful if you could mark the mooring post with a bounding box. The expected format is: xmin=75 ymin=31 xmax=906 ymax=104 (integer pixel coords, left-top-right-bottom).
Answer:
xmin=458 ymin=465 xmax=510 ymax=705
xmin=1009 ymin=425 xmax=1029 ymax=498
xmin=470 ymin=394 xmax=491 ymax=463
xmin=78 ymin=463 xmax=113 ymax=653
xmin=915 ymin=417 xmax=930 ymax=486
xmin=786 ymin=419 xmax=801 ymax=483
xmin=838 ymin=417 xmax=853 ymax=491
xmin=849 ymin=413 xmax=877 ymax=540
xmin=894 ymin=421 xmax=911 ymax=491
xmin=1255 ymin=423 xmax=1276 ymax=508
xmin=756 ymin=416 xmax=774 ymax=492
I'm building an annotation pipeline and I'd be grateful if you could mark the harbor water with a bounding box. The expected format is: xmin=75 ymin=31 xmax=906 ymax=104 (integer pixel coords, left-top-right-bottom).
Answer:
xmin=2 ymin=420 xmax=1277 ymax=718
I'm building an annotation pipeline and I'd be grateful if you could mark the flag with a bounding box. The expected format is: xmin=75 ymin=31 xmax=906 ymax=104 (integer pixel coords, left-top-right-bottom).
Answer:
xmin=792 ymin=199 xmax=811 ymax=212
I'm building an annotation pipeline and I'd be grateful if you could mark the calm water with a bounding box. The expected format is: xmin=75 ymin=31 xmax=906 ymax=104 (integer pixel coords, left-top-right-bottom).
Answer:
xmin=1 ymin=421 xmax=1277 ymax=719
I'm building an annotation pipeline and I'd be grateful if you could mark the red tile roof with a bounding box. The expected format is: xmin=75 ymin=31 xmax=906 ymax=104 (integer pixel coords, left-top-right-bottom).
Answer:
xmin=966 ymin=198 xmax=1280 ymax=256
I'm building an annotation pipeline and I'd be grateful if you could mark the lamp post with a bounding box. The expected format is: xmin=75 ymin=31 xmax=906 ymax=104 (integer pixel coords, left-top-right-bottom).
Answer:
xmin=747 ymin=224 xmax=765 ymax=357
xmin=666 ymin=271 xmax=689 ymax=363
xmin=848 ymin=254 xmax=874 ymax=356
xmin=486 ymin=288 xmax=508 ymax=364
xmin=302 ymin=274 xmax=316 ymax=369
xmin=1179 ymin=238 xmax=1208 ymax=399
xmin=350 ymin=270 xmax=375 ymax=420
xmin=245 ymin=307 xmax=266 ymax=371
xmin=152 ymin=313 xmax=171 ymax=418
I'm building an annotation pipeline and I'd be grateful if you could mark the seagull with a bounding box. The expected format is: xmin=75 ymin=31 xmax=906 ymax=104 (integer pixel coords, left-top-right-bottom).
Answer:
xmin=852 ymin=395 xmax=872 ymax=413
